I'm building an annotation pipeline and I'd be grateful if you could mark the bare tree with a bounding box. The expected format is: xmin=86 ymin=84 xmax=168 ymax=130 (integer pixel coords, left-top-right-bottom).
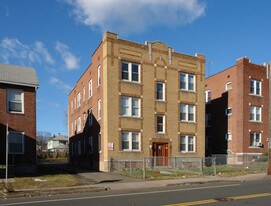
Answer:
xmin=36 ymin=131 xmax=52 ymax=158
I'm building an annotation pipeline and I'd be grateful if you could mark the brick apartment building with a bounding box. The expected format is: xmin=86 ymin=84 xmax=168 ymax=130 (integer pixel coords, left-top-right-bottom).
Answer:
xmin=0 ymin=64 xmax=39 ymax=170
xmin=205 ymin=57 xmax=269 ymax=156
xmin=68 ymin=32 xmax=206 ymax=171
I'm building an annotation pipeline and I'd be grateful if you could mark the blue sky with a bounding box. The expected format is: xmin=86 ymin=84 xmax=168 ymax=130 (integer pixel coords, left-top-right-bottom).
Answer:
xmin=1 ymin=0 xmax=271 ymax=136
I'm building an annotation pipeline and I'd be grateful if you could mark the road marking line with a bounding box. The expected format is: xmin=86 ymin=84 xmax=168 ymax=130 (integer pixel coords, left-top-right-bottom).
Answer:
xmin=165 ymin=193 xmax=271 ymax=206
xmin=0 ymin=184 xmax=240 ymax=206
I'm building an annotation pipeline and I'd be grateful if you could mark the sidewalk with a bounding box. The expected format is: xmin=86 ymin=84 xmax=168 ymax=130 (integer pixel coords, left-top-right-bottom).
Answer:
xmin=1 ymin=173 xmax=268 ymax=199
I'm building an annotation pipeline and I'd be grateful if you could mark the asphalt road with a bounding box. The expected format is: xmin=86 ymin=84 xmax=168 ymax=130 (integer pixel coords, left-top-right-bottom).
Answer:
xmin=1 ymin=177 xmax=271 ymax=206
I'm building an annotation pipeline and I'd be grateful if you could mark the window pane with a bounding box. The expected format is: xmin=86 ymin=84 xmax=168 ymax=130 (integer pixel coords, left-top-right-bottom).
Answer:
xmin=157 ymin=116 xmax=164 ymax=133
xmin=188 ymin=136 xmax=194 ymax=152
xmin=256 ymin=107 xmax=261 ymax=121
xmin=122 ymin=132 xmax=129 ymax=150
xmin=9 ymin=133 xmax=23 ymax=154
xmin=256 ymin=81 xmax=260 ymax=95
xmin=180 ymin=136 xmax=186 ymax=151
xmin=180 ymin=74 xmax=186 ymax=89
xmin=121 ymin=62 xmax=129 ymax=80
xmin=132 ymin=133 xmax=139 ymax=150
xmin=180 ymin=104 xmax=186 ymax=121
xmin=250 ymin=107 xmax=254 ymax=120
xmin=188 ymin=75 xmax=194 ymax=91
xmin=132 ymin=98 xmax=139 ymax=116
xmin=250 ymin=80 xmax=254 ymax=94
xmin=132 ymin=64 xmax=139 ymax=82
xmin=188 ymin=105 xmax=195 ymax=121
xmin=121 ymin=97 xmax=129 ymax=115
xmin=156 ymin=83 xmax=164 ymax=100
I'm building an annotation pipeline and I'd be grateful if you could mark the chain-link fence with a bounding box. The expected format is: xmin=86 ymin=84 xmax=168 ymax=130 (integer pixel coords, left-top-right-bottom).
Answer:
xmin=107 ymin=154 xmax=268 ymax=179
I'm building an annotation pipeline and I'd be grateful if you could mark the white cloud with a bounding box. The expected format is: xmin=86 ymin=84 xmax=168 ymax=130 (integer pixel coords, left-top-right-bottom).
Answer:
xmin=49 ymin=76 xmax=72 ymax=93
xmin=55 ymin=41 xmax=79 ymax=70
xmin=64 ymin=0 xmax=206 ymax=35
xmin=0 ymin=38 xmax=55 ymax=65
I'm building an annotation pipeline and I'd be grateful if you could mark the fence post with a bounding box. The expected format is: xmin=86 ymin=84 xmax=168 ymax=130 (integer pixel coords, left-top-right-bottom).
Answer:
xmin=213 ymin=156 xmax=217 ymax=176
xmin=142 ymin=157 xmax=146 ymax=179
xmin=200 ymin=158 xmax=203 ymax=174
xmin=130 ymin=159 xmax=132 ymax=176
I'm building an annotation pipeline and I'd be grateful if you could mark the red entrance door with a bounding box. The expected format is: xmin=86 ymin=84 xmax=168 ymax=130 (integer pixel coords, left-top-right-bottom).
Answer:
xmin=152 ymin=142 xmax=169 ymax=166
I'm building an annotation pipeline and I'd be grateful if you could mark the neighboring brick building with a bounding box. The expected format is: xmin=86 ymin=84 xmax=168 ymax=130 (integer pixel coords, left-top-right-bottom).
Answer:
xmin=205 ymin=57 xmax=269 ymax=156
xmin=0 ymin=64 xmax=39 ymax=170
xmin=68 ymin=32 xmax=206 ymax=171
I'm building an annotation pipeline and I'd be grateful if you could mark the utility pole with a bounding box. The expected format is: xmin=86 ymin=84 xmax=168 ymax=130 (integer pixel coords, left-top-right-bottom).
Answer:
xmin=5 ymin=123 xmax=9 ymax=187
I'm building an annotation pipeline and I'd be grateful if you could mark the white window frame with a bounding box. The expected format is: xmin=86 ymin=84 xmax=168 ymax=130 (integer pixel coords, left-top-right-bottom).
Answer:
xmin=180 ymin=135 xmax=195 ymax=153
xmin=7 ymin=89 xmax=24 ymax=114
xmin=156 ymin=115 xmax=165 ymax=133
xmin=98 ymin=99 xmax=101 ymax=120
xmin=225 ymin=82 xmax=232 ymax=91
xmin=180 ymin=73 xmax=195 ymax=92
xmin=83 ymin=86 xmax=86 ymax=102
xmin=98 ymin=65 xmax=101 ymax=87
xmin=121 ymin=132 xmax=141 ymax=151
xmin=121 ymin=96 xmax=140 ymax=117
xmin=8 ymin=131 xmax=24 ymax=154
xmin=89 ymin=79 xmax=92 ymax=98
xmin=121 ymin=61 xmax=140 ymax=83
xmin=250 ymin=80 xmax=261 ymax=96
xmin=225 ymin=132 xmax=232 ymax=141
xmin=77 ymin=117 xmax=81 ymax=132
xmin=250 ymin=132 xmax=261 ymax=147
xmin=77 ymin=92 xmax=81 ymax=108
xmin=225 ymin=107 xmax=232 ymax=116
xmin=180 ymin=104 xmax=196 ymax=122
xmin=250 ymin=106 xmax=261 ymax=122
xmin=205 ymin=90 xmax=211 ymax=103
xmin=156 ymin=82 xmax=165 ymax=101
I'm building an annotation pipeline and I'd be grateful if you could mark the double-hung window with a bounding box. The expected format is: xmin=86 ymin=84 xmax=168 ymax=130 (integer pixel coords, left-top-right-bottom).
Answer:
xmin=121 ymin=132 xmax=140 ymax=151
xmin=121 ymin=96 xmax=140 ymax=117
xmin=156 ymin=115 xmax=165 ymax=133
xmin=180 ymin=104 xmax=196 ymax=122
xmin=98 ymin=99 xmax=101 ymax=120
xmin=250 ymin=80 xmax=261 ymax=95
xmin=98 ymin=65 xmax=101 ymax=87
xmin=180 ymin=135 xmax=195 ymax=153
xmin=180 ymin=73 xmax=195 ymax=91
xmin=83 ymin=86 xmax=86 ymax=102
xmin=89 ymin=79 xmax=92 ymax=98
xmin=121 ymin=61 xmax=140 ymax=83
xmin=77 ymin=92 xmax=81 ymax=108
xmin=77 ymin=117 xmax=81 ymax=132
xmin=7 ymin=89 xmax=24 ymax=113
xmin=9 ymin=132 xmax=24 ymax=154
xmin=250 ymin=106 xmax=261 ymax=122
xmin=156 ymin=82 xmax=165 ymax=101
xmin=250 ymin=132 xmax=261 ymax=147
xmin=205 ymin=90 xmax=211 ymax=103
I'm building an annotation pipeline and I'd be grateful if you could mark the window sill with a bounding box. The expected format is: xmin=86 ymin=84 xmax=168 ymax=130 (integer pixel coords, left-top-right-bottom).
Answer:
xmin=180 ymin=151 xmax=196 ymax=154
xmin=155 ymin=132 xmax=167 ymax=135
xmin=120 ymin=80 xmax=142 ymax=86
xmin=180 ymin=89 xmax=197 ymax=94
xmin=249 ymin=121 xmax=262 ymax=124
xmin=249 ymin=94 xmax=263 ymax=98
xmin=179 ymin=121 xmax=197 ymax=124
xmin=120 ymin=150 xmax=142 ymax=153
xmin=249 ymin=146 xmax=262 ymax=149
xmin=8 ymin=111 xmax=25 ymax=115
xmin=120 ymin=116 xmax=143 ymax=120
xmin=155 ymin=100 xmax=167 ymax=103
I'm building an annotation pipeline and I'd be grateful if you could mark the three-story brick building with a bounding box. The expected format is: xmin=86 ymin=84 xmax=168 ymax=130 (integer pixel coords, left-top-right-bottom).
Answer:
xmin=68 ymin=32 xmax=206 ymax=171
